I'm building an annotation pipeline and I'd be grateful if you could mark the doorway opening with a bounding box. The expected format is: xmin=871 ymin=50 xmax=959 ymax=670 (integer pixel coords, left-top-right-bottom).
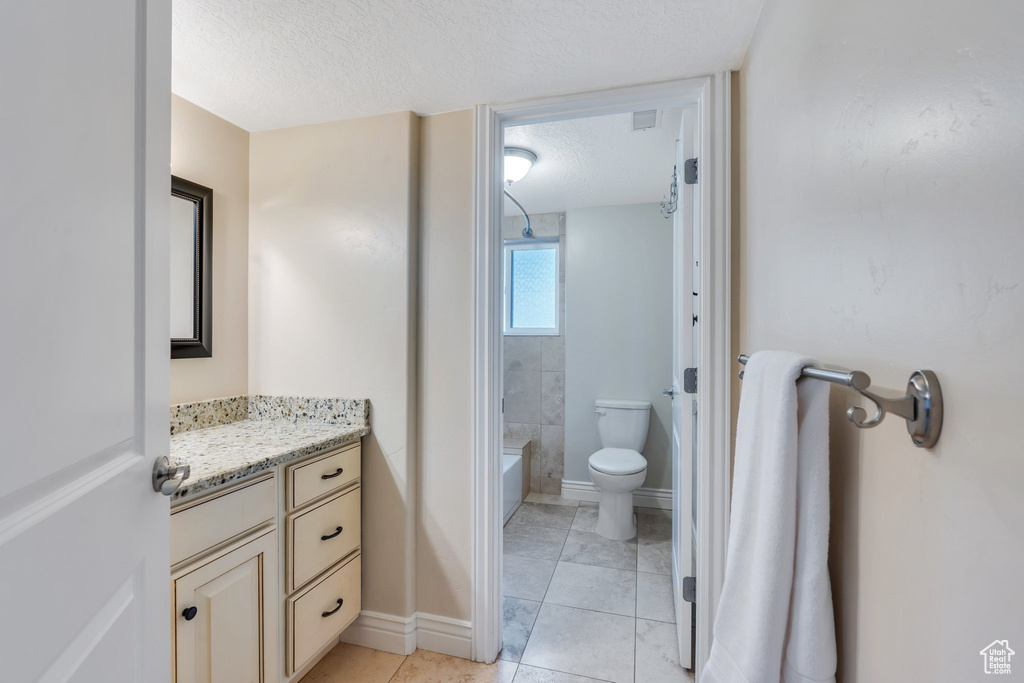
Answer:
xmin=472 ymin=75 xmax=733 ymax=680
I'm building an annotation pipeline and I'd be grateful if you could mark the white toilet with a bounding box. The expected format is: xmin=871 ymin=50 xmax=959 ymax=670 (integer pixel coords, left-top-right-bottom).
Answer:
xmin=588 ymin=399 xmax=651 ymax=541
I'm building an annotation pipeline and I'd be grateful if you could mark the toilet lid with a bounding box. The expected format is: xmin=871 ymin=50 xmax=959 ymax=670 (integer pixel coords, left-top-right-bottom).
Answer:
xmin=589 ymin=448 xmax=647 ymax=475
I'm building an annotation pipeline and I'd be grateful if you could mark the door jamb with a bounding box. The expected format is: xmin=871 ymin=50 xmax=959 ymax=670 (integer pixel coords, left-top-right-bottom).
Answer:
xmin=471 ymin=74 xmax=732 ymax=676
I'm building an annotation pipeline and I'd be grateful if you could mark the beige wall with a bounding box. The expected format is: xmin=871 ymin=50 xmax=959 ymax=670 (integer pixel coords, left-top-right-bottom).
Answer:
xmin=248 ymin=112 xmax=420 ymax=618
xmin=417 ymin=110 xmax=475 ymax=620
xmin=170 ymin=95 xmax=249 ymax=404
xmin=735 ymin=0 xmax=1024 ymax=679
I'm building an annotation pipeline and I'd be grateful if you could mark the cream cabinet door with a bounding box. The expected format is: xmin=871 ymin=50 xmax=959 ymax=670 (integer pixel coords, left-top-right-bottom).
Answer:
xmin=173 ymin=529 xmax=280 ymax=683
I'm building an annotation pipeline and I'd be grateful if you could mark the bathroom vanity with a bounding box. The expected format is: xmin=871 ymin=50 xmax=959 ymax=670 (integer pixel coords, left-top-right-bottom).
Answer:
xmin=168 ymin=397 xmax=369 ymax=683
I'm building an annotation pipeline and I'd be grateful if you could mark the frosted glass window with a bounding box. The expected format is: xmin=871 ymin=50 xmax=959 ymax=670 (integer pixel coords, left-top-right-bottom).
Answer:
xmin=504 ymin=240 xmax=559 ymax=335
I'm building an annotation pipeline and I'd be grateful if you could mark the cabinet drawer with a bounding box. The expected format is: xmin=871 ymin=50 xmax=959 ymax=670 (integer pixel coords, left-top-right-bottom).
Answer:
xmin=287 ymin=486 xmax=361 ymax=591
xmin=287 ymin=553 xmax=361 ymax=674
xmin=171 ymin=476 xmax=275 ymax=566
xmin=287 ymin=443 xmax=361 ymax=510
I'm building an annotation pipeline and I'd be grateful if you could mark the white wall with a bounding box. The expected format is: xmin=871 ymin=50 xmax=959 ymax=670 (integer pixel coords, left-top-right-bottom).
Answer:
xmin=248 ymin=111 xmax=419 ymax=619
xmin=170 ymin=95 xmax=249 ymax=404
xmin=564 ymin=203 xmax=673 ymax=490
xmin=735 ymin=0 xmax=1024 ymax=679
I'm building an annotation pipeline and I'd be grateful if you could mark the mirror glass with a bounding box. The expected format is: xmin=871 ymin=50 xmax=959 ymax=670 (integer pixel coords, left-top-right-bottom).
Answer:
xmin=170 ymin=194 xmax=198 ymax=340
xmin=170 ymin=175 xmax=212 ymax=358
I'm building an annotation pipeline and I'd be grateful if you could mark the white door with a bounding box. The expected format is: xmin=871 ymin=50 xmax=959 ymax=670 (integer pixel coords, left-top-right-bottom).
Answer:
xmin=0 ymin=2 xmax=172 ymax=681
xmin=671 ymin=106 xmax=699 ymax=670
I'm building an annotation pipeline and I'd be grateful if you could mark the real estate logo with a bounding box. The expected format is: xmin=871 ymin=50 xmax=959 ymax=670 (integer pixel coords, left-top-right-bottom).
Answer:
xmin=980 ymin=640 xmax=1014 ymax=675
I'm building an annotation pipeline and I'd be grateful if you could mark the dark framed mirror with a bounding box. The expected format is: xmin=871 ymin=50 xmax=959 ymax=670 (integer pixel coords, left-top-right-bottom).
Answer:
xmin=170 ymin=175 xmax=213 ymax=358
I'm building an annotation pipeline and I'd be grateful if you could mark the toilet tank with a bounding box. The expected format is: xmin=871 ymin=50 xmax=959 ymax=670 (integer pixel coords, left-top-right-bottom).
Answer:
xmin=595 ymin=399 xmax=651 ymax=451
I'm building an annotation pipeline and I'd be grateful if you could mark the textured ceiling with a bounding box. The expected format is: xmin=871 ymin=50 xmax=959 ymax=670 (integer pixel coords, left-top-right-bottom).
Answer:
xmin=172 ymin=0 xmax=763 ymax=132
xmin=503 ymin=108 xmax=682 ymax=216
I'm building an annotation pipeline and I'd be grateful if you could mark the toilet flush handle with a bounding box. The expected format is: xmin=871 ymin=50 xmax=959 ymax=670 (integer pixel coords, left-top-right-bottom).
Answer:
xmin=594 ymin=408 xmax=607 ymax=416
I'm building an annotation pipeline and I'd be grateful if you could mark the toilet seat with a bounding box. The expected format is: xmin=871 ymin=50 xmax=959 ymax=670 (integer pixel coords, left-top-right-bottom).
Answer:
xmin=588 ymin=448 xmax=647 ymax=476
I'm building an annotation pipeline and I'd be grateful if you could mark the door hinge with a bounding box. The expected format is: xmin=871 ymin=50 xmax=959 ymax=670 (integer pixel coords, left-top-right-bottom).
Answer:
xmin=501 ymin=398 xmax=505 ymax=414
xmin=684 ymin=158 xmax=698 ymax=185
xmin=683 ymin=576 xmax=696 ymax=603
xmin=683 ymin=367 xmax=697 ymax=394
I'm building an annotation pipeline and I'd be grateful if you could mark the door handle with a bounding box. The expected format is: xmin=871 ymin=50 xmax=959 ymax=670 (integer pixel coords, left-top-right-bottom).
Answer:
xmin=152 ymin=456 xmax=190 ymax=496
xmin=662 ymin=387 xmax=677 ymax=398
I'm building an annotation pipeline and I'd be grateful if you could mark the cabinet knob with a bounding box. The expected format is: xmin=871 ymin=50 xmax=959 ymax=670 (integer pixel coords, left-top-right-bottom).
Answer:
xmin=182 ymin=606 xmax=198 ymax=621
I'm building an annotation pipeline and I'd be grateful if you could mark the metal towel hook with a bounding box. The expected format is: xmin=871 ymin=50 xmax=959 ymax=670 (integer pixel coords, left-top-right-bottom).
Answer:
xmin=843 ymin=370 xmax=914 ymax=429
xmin=738 ymin=355 xmax=943 ymax=448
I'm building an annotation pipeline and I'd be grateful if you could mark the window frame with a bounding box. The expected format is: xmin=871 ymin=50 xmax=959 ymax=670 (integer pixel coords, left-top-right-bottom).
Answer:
xmin=502 ymin=237 xmax=561 ymax=336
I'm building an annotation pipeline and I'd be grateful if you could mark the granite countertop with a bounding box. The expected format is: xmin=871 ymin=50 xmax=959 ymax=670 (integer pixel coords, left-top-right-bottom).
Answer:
xmin=169 ymin=396 xmax=370 ymax=502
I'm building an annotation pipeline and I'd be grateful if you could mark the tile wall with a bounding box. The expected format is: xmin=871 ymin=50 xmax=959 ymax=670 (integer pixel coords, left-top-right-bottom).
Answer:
xmin=503 ymin=212 xmax=566 ymax=494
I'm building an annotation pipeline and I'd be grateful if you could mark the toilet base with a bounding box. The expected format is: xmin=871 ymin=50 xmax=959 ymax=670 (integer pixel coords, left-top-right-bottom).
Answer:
xmin=595 ymin=490 xmax=637 ymax=540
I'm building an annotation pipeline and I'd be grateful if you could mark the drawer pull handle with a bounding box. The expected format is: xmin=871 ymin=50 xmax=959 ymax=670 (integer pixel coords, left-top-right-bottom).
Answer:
xmin=182 ymin=606 xmax=198 ymax=621
xmin=321 ymin=526 xmax=344 ymax=541
xmin=322 ymin=599 xmax=344 ymax=617
xmin=321 ymin=468 xmax=345 ymax=480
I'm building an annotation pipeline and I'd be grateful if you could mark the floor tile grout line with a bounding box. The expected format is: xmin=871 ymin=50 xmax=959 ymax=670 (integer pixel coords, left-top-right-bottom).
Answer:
xmin=633 ymin=558 xmax=639 ymax=683
xmin=634 ymin=512 xmax=640 ymax=683
xmin=542 ymin=597 xmax=636 ymax=620
xmin=517 ymin=661 xmax=618 ymax=683
xmin=515 ymin=504 xmax=576 ymax=665
xmin=385 ymin=653 xmax=408 ymax=683
xmin=533 ymin=600 xmax=641 ymax=621
xmin=502 ymin=498 xmax=574 ymax=665
xmin=632 ymin=608 xmax=639 ymax=683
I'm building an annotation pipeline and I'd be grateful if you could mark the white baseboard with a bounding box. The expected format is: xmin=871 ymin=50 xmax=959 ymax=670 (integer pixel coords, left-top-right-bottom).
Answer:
xmin=560 ymin=479 xmax=672 ymax=510
xmin=339 ymin=610 xmax=472 ymax=659
xmin=416 ymin=613 xmax=473 ymax=659
xmin=340 ymin=610 xmax=417 ymax=655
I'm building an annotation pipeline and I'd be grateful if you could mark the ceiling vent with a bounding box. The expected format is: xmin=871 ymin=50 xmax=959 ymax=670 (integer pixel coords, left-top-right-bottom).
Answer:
xmin=630 ymin=109 xmax=661 ymax=132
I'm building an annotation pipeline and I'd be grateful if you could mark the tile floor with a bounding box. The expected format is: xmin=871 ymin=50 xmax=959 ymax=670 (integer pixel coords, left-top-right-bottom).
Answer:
xmin=301 ymin=643 xmax=518 ymax=682
xmin=500 ymin=493 xmax=693 ymax=683
xmin=300 ymin=493 xmax=693 ymax=683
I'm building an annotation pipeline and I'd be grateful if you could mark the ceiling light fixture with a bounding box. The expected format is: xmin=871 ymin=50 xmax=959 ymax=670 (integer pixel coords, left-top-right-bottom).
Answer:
xmin=503 ymin=147 xmax=537 ymax=185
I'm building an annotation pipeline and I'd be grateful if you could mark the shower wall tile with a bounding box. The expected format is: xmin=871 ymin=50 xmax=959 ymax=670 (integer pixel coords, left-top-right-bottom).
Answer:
xmin=504 ymin=213 xmax=562 ymax=240
xmin=541 ymin=336 xmax=565 ymax=372
xmin=540 ymin=477 xmax=562 ymax=495
xmin=541 ymin=371 xmax=565 ymax=426
xmin=503 ymin=211 xmax=566 ymax=493
xmin=506 ymin=336 xmax=542 ymax=371
xmin=540 ymin=425 xmax=565 ymax=479
xmin=505 ymin=370 xmax=541 ymax=424
xmin=558 ymin=239 xmax=566 ymax=283
xmin=505 ymin=212 xmax=562 ymax=239
xmin=505 ymin=422 xmax=542 ymax=467
xmin=559 ymin=283 xmax=566 ymax=331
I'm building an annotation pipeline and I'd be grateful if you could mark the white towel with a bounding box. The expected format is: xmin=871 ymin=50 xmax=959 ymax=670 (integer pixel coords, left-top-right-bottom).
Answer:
xmin=701 ymin=350 xmax=836 ymax=683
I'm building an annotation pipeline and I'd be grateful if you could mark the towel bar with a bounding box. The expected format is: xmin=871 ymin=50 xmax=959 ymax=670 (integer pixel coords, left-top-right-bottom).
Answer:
xmin=738 ymin=354 xmax=943 ymax=448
